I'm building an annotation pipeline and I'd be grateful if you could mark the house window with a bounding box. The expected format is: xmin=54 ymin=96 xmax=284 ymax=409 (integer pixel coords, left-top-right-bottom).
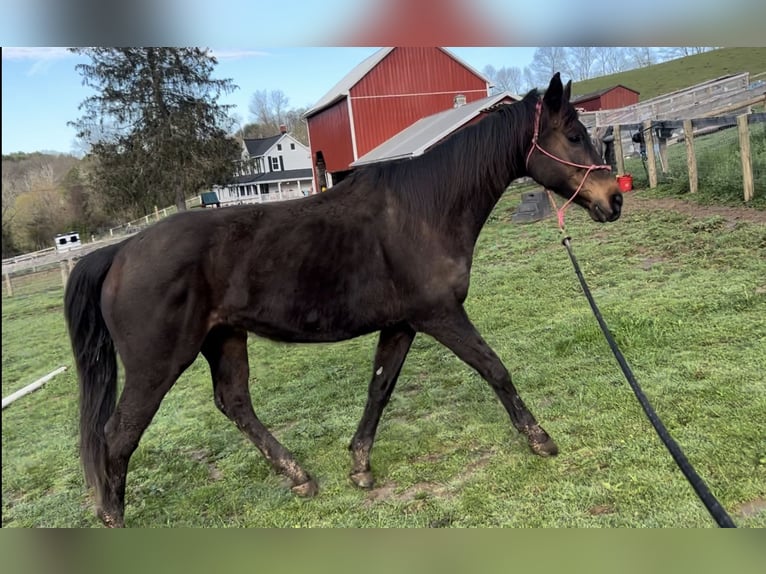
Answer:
xmin=290 ymin=143 xmax=295 ymax=150
xmin=270 ymin=157 xmax=280 ymax=171
xmin=277 ymin=144 xmax=282 ymax=151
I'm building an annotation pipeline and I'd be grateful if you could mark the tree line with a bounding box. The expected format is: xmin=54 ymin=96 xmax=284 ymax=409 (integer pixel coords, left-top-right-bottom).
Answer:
xmin=483 ymin=47 xmax=715 ymax=95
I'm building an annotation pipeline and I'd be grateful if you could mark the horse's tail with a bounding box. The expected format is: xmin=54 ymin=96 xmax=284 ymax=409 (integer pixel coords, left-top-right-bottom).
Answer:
xmin=64 ymin=241 xmax=124 ymax=501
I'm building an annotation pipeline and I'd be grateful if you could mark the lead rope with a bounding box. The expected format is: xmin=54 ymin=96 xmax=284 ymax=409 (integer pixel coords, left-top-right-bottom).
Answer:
xmin=526 ymin=98 xmax=736 ymax=527
xmin=561 ymin=238 xmax=736 ymax=528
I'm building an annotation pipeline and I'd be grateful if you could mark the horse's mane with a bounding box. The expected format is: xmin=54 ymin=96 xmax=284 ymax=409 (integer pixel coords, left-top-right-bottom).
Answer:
xmin=351 ymin=90 xmax=540 ymax=223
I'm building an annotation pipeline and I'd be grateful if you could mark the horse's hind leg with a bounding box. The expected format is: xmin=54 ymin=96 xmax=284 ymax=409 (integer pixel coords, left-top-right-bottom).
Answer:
xmin=349 ymin=323 xmax=416 ymax=489
xmin=202 ymin=326 xmax=318 ymax=496
xmin=100 ymin=361 xmax=192 ymax=527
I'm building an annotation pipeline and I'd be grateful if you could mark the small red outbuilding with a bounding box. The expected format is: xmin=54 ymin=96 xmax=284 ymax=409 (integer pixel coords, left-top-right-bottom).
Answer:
xmin=571 ymin=85 xmax=640 ymax=113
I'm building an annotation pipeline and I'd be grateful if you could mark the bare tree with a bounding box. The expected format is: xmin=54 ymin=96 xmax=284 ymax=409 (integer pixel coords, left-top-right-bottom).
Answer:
xmin=567 ymin=47 xmax=598 ymax=81
xmin=1 ymin=160 xmax=24 ymax=256
xmin=483 ymin=64 xmax=525 ymax=95
xmin=659 ymin=47 xmax=715 ymax=60
xmin=529 ymin=47 xmax=571 ymax=87
xmin=523 ymin=67 xmax=538 ymax=92
xmin=627 ymin=47 xmax=658 ymax=68
xmin=593 ymin=47 xmax=631 ymax=76
xmin=249 ymin=90 xmax=289 ymax=133
xmin=247 ymin=89 xmax=308 ymax=144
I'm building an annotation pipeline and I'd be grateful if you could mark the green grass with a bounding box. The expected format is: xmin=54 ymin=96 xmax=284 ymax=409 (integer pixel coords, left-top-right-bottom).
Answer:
xmin=2 ymin=191 xmax=765 ymax=527
xmin=573 ymin=47 xmax=766 ymax=102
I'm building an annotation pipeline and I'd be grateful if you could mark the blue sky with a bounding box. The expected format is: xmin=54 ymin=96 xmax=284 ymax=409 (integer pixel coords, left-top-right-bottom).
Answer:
xmin=1 ymin=47 xmax=538 ymax=156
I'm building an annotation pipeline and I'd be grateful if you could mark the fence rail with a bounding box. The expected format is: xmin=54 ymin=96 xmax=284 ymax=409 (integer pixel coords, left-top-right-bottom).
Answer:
xmin=3 ymin=188 xmax=312 ymax=293
xmin=580 ymin=72 xmax=759 ymax=128
xmin=610 ymin=111 xmax=764 ymax=201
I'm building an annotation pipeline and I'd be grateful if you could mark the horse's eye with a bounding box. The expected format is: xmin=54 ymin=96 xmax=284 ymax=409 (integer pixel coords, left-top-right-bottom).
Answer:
xmin=567 ymin=134 xmax=582 ymax=144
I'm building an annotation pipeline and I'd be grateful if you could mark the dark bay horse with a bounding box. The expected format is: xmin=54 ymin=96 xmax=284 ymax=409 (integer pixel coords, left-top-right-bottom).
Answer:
xmin=64 ymin=73 xmax=622 ymax=527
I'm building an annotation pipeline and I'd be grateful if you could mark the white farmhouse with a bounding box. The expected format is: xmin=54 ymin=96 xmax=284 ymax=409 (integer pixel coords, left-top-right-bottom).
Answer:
xmin=211 ymin=127 xmax=315 ymax=206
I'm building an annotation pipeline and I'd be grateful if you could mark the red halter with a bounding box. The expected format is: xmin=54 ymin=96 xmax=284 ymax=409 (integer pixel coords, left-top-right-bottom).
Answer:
xmin=525 ymin=99 xmax=611 ymax=229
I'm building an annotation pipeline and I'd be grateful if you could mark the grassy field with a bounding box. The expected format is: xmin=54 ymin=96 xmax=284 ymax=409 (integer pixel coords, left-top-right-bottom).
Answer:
xmin=2 ymin=188 xmax=765 ymax=528
xmin=622 ymin=119 xmax=766 ymax=208
xmin=572 ymin=47 xmax=766 ymax=102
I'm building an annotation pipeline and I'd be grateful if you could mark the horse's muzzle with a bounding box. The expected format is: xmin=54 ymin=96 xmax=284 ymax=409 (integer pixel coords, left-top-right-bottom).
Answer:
xmin=590 ymin=191 xmax=622 ymax=222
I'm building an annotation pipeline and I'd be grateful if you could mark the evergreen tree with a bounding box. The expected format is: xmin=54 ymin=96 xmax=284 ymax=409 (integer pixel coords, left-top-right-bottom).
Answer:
xmin=69 ymin=48 xmax=241 ymax=217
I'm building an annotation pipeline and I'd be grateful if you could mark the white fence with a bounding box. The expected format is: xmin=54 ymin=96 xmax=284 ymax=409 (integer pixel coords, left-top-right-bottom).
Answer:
xmin=3 ymin=189 xmax=311 ymax=280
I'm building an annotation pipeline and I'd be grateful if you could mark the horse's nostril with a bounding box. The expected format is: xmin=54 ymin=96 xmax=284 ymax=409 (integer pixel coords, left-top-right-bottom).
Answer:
xmin=612 ymin=192 xmax=623 ymax=210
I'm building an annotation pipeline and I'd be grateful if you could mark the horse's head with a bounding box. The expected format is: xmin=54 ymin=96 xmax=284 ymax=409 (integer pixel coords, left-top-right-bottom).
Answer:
xmin=525 ymin=73 xmax=622 ymax=223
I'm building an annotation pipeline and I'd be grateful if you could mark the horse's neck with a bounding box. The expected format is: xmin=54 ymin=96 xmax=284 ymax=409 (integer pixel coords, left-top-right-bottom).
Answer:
xmin=459 ymin=155 xmax=527 ymax=245
xmin=454 ymin=104 xmax=533 ymax=242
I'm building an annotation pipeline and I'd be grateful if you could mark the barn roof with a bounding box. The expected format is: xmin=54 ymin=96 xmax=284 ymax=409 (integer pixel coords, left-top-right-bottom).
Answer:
xmin=303 ymin=47 xmax=493 ymax=119
xmin=571 ymin=84 xmax=640 ymax=103
xmin=350 ymin=91 xmax=519 ymax=167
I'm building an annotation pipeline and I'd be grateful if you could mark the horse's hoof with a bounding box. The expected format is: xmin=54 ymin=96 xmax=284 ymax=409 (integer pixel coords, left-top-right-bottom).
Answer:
xmin=529 ymin=437 xmax=559 ymax=457
xmin=291 ymin=478 xmax=319 ymax=498
xmin=97 ymin=508 xmax=125 ymax=528
xmin=349 ymin=471 xmax=375 ymax=489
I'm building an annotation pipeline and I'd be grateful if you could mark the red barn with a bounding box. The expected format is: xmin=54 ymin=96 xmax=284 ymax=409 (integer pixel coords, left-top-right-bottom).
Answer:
xmin=571 ymin=85 xmax=640 ymax=112
xmin=304 ymin=47 xmax=491 ymax=191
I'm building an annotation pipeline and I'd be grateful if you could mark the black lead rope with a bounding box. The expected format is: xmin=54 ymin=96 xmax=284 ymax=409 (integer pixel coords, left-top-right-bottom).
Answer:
xmin=561 ymin=236 xmax=736 ymax=528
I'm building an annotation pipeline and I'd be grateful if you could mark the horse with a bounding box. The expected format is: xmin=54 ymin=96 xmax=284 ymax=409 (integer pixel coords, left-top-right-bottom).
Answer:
xmin=64 ymin=73 xmax=622 ymax=527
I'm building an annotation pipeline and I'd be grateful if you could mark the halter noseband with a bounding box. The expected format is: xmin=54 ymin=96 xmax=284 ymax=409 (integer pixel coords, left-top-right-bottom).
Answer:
xmin=525 ymin=99 xmax=612 ymax=229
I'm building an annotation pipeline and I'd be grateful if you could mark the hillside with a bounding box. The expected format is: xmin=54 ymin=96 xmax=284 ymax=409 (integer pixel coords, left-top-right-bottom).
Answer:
xmin=572 ymin=47 xmax=766 ymax=101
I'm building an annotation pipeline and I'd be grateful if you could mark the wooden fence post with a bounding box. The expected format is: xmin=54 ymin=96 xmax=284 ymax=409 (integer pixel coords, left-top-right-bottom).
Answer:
xmin=643 ymin=120 xmax=658 ymax=188
xmin=737 ymin=113 xmax=754 ymax=202
xmin=614 ymin=125 xmax=625 ymax=175
xmin=60 ymin=260 xmax=70 ymax=288
xmin=683 ymin=119 xmax=698 ymax=194
xmin=4 ymin=272 xmax=12 ymax=297
xmin=657 ymin=133 xmax=669 ymax=174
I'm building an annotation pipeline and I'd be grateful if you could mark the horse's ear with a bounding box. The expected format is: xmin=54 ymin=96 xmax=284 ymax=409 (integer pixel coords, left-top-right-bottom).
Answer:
xmin=564 ymin=80 xmax=572 ymax=102
xmin=543 ymin=72 xmax=563 ymax=113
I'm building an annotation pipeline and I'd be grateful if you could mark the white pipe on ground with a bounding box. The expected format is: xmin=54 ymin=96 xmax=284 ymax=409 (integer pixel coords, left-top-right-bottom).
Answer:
xmin=2 ymin=366 xmax=67 ymax=409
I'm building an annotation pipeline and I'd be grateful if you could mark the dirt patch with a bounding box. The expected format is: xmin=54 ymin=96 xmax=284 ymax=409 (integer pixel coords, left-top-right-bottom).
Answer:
xmin=734 ymin=497 xmax=766 ymax=517
xmin=588 ymin=504 xmax=615 ymax=516
xmin=364 ymin=481 xmax=448 ymax=507
xmin=364 ymin=449 xmax=495 ymax=507
xmin=625 ymin=193 xmax=766 ymax=224
xmin=187 ymin=449 xmax=223 ymax=482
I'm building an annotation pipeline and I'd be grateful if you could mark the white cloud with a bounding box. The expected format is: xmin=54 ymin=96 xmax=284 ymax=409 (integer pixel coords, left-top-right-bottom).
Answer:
xmin=2 ymin=47 xmax=74 ymax=60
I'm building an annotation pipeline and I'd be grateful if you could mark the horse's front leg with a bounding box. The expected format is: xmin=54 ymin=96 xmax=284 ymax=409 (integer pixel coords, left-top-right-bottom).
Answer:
xmin=349 ymin=323 xmax=416 ymax=489
xmin=416 ymin=306 xmax=558 ymax=456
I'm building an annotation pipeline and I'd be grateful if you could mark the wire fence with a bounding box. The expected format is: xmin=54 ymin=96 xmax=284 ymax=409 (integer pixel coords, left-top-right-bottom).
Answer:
xmin=3 ymin=263 xmax=69 ymax=304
